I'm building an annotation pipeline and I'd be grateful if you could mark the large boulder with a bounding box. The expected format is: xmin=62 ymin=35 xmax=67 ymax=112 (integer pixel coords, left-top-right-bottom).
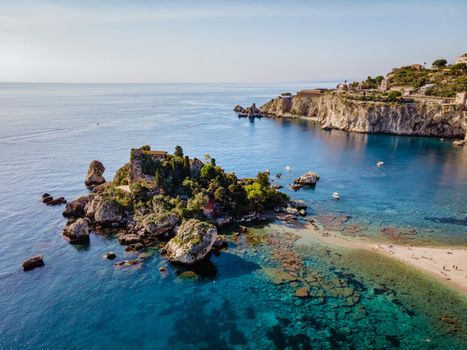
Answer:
xmin=165 ymin=219 xmax=217 ymax=265
xmin=22 ymin=255 xmax=44 ymax=271
xmin=63 ymin=218 xmax=90 ymax=244
xmin=142 ymin=213 xmax=180 ymax=237
xmin=294 ymin=172 xmax=320 ymax=186
xmin=84 ymin=195 xmax=123 ymax=224
xmin=85 ymin=160 xmax=106 ymax=189
xmin=94 ymin=198 xmax=123 ymax=225
xmin=85 ymin=195 xmax=102 ymax=219
xmin=63 ymin=195 xmax=93 ymax=218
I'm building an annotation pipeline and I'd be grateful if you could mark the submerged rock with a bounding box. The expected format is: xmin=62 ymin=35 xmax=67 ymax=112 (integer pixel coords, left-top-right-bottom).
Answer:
xmin=63 ymin=218 xmax=90 ymax=244
xmin=294 ymin=286 xmax=310 ymax=298
xmin=294 ymin=172 xmax=320 ymax=186
xmin=165 ymin=219 xmax=217 ymax=265
xmin=85 ymin=160 xmax=106 ymax=189
xmin=22 ymin=255 xmax=44 ymax=271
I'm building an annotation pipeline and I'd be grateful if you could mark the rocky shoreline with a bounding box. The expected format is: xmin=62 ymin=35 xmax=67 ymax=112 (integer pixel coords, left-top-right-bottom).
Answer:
xmin=55 ymin=146 xmax=313 ymax=268
xmin=235 ymin=91 xmax=467 ymax=143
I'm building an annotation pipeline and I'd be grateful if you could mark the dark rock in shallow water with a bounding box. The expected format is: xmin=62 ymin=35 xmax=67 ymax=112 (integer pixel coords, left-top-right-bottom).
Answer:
xmin=63 ymin=218 xmax=90 ymax=244
xmin=47 ymin=197 xmax=67 ymax=206
xmin=104 ymin=251 xmax=116 ymax=260
xmin=42 ymin=195 xmax=53 ymax=203
xmin=289 ymin=200 xmax=307 ymax=210
xmin=212 ymin=236 xmax=228 ymax=251
xmin=114 ymin=259 xmax=141 ymax=269
xmin=85 ymin=160 xmax=106 ymax=189
xmin=22 ymin=255 xmax=44 ymax=271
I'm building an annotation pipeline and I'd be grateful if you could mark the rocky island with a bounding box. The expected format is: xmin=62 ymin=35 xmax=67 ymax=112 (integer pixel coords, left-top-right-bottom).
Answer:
xmin=236 ymin=56 xmax=467 ymax=143
xmin=61 ymin=146 xmax=293 ymax=265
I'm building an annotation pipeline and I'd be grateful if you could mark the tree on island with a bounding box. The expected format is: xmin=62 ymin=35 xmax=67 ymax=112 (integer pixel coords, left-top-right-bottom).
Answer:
xmin=174 ymin=145 xmax=184 ymax=157
xmin=432 ymin=59 xmax=447 ymax=68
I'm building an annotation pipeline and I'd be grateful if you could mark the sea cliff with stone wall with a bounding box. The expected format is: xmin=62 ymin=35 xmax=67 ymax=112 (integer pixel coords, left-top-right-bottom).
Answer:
xmin=257 ymin=90 xmax=466 ymax=139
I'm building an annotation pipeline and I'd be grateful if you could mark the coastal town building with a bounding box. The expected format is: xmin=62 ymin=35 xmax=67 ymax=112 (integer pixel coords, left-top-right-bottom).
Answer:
xmin=380 ymin=78 xmax=390 ymax=91
xmin=336 ymin=83 xmax=349 ymax=92
xmin=143 ymin=150 xmax=168 ymax=159
xmin=455 ymin=92 xmax=467 ymax=107
xmin=455 ymin=54 xmax=467 ymax=65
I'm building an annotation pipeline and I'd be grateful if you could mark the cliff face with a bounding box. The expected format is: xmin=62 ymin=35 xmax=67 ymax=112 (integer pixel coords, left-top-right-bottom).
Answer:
xmin=260 ymin=93 xmax=466 ymax=139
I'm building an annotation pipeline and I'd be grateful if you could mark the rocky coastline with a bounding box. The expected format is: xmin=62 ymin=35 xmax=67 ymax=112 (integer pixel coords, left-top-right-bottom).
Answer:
xmin=58 ymin=146 xmax=312 ymax=267
xmin=235 ymin=91 xmax=466 ymax=141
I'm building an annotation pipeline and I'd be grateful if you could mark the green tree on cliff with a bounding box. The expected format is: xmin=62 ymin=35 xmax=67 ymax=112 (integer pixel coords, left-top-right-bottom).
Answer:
xmin=432 ymin=59 xmax=447 ymax=68
xmin=174 ymin=145 xmax=184 ymax=157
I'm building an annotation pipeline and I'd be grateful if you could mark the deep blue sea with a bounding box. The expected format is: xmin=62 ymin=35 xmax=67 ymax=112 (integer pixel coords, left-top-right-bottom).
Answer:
xmin=0 ymin=83 xmax=466 ymax=349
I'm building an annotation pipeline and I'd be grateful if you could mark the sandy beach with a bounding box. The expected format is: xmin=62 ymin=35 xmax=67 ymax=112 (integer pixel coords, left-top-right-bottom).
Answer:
xmin=296 ymin=223 xmax=467 ymax=294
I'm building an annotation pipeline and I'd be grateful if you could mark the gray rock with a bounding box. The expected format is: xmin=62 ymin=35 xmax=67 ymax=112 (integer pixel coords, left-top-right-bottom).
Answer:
xmin=285 ymin=207 xmax=299 ymax=215
xmin=85 ymin=160 xmax=106 ymax=189
xmin=118 ymin=234 xmax=141 ymax=245
xmin=294 ymin=172 xmax=320 ymax=186
xmin=22 ymin=255 xmax=44 ymax=271
xmin=63 ymin=195 xmax=93 ymax=218
xmin=165 ymin=219 xmax=217 ymax=265
xmin=63 ymin=218 xmax=90 ymax=244
xmin=289 ymin=200 xmax=307 ymax=210
xmin=142 ymin=213 xmax=179 ymax=237
xmin=94 ymin=198 xmax=123 ymax=225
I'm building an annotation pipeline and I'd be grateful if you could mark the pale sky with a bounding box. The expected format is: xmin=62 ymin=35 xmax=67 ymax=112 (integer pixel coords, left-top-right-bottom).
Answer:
xmin=0 ymin=0 xmax=466 ymax=83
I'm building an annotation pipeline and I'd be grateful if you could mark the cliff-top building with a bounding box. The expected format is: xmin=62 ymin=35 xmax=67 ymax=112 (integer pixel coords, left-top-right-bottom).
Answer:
xmin=455 ymin=54 xmax=467 ymax=65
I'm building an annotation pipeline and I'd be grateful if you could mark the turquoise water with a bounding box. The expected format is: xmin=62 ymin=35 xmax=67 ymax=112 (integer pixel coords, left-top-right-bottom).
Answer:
xmin=0 ymin=83 xmax=466 ymax=349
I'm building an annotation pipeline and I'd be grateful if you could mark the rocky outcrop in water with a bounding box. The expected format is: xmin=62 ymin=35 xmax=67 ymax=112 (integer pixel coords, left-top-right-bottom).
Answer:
xmin=63 ymin=218 xmax=90 ymax=244
xmin=258 ymin=92 xmax=466 ymax=138
xmin=237 ymin=103 xmax=263 ymax=118
xmin=85 ymin=160 xmax=106 ymax=189
xmin=63 ymin=196 xmax=92 ymax=218
xmin=165 ymin=219 xmax=217 ymax=264
xmin=61 ymin=145 xmax=290 ymax=265
xmin=42 ymin=193 xmax=67 ymax=206
xmin=294 ymin=172 xmax=320 ymax=186
xmin=22 ymin=255 xmax=44 ymax=271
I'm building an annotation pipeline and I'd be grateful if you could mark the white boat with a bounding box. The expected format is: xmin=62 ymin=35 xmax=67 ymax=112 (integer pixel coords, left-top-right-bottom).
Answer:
xmin=332 ymin=192 xmax=340 ymax=200
xmin=376 ymin=161 xmax=384 ymax=167
xmin=285 ymin=166 xmax=292 ymax=171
